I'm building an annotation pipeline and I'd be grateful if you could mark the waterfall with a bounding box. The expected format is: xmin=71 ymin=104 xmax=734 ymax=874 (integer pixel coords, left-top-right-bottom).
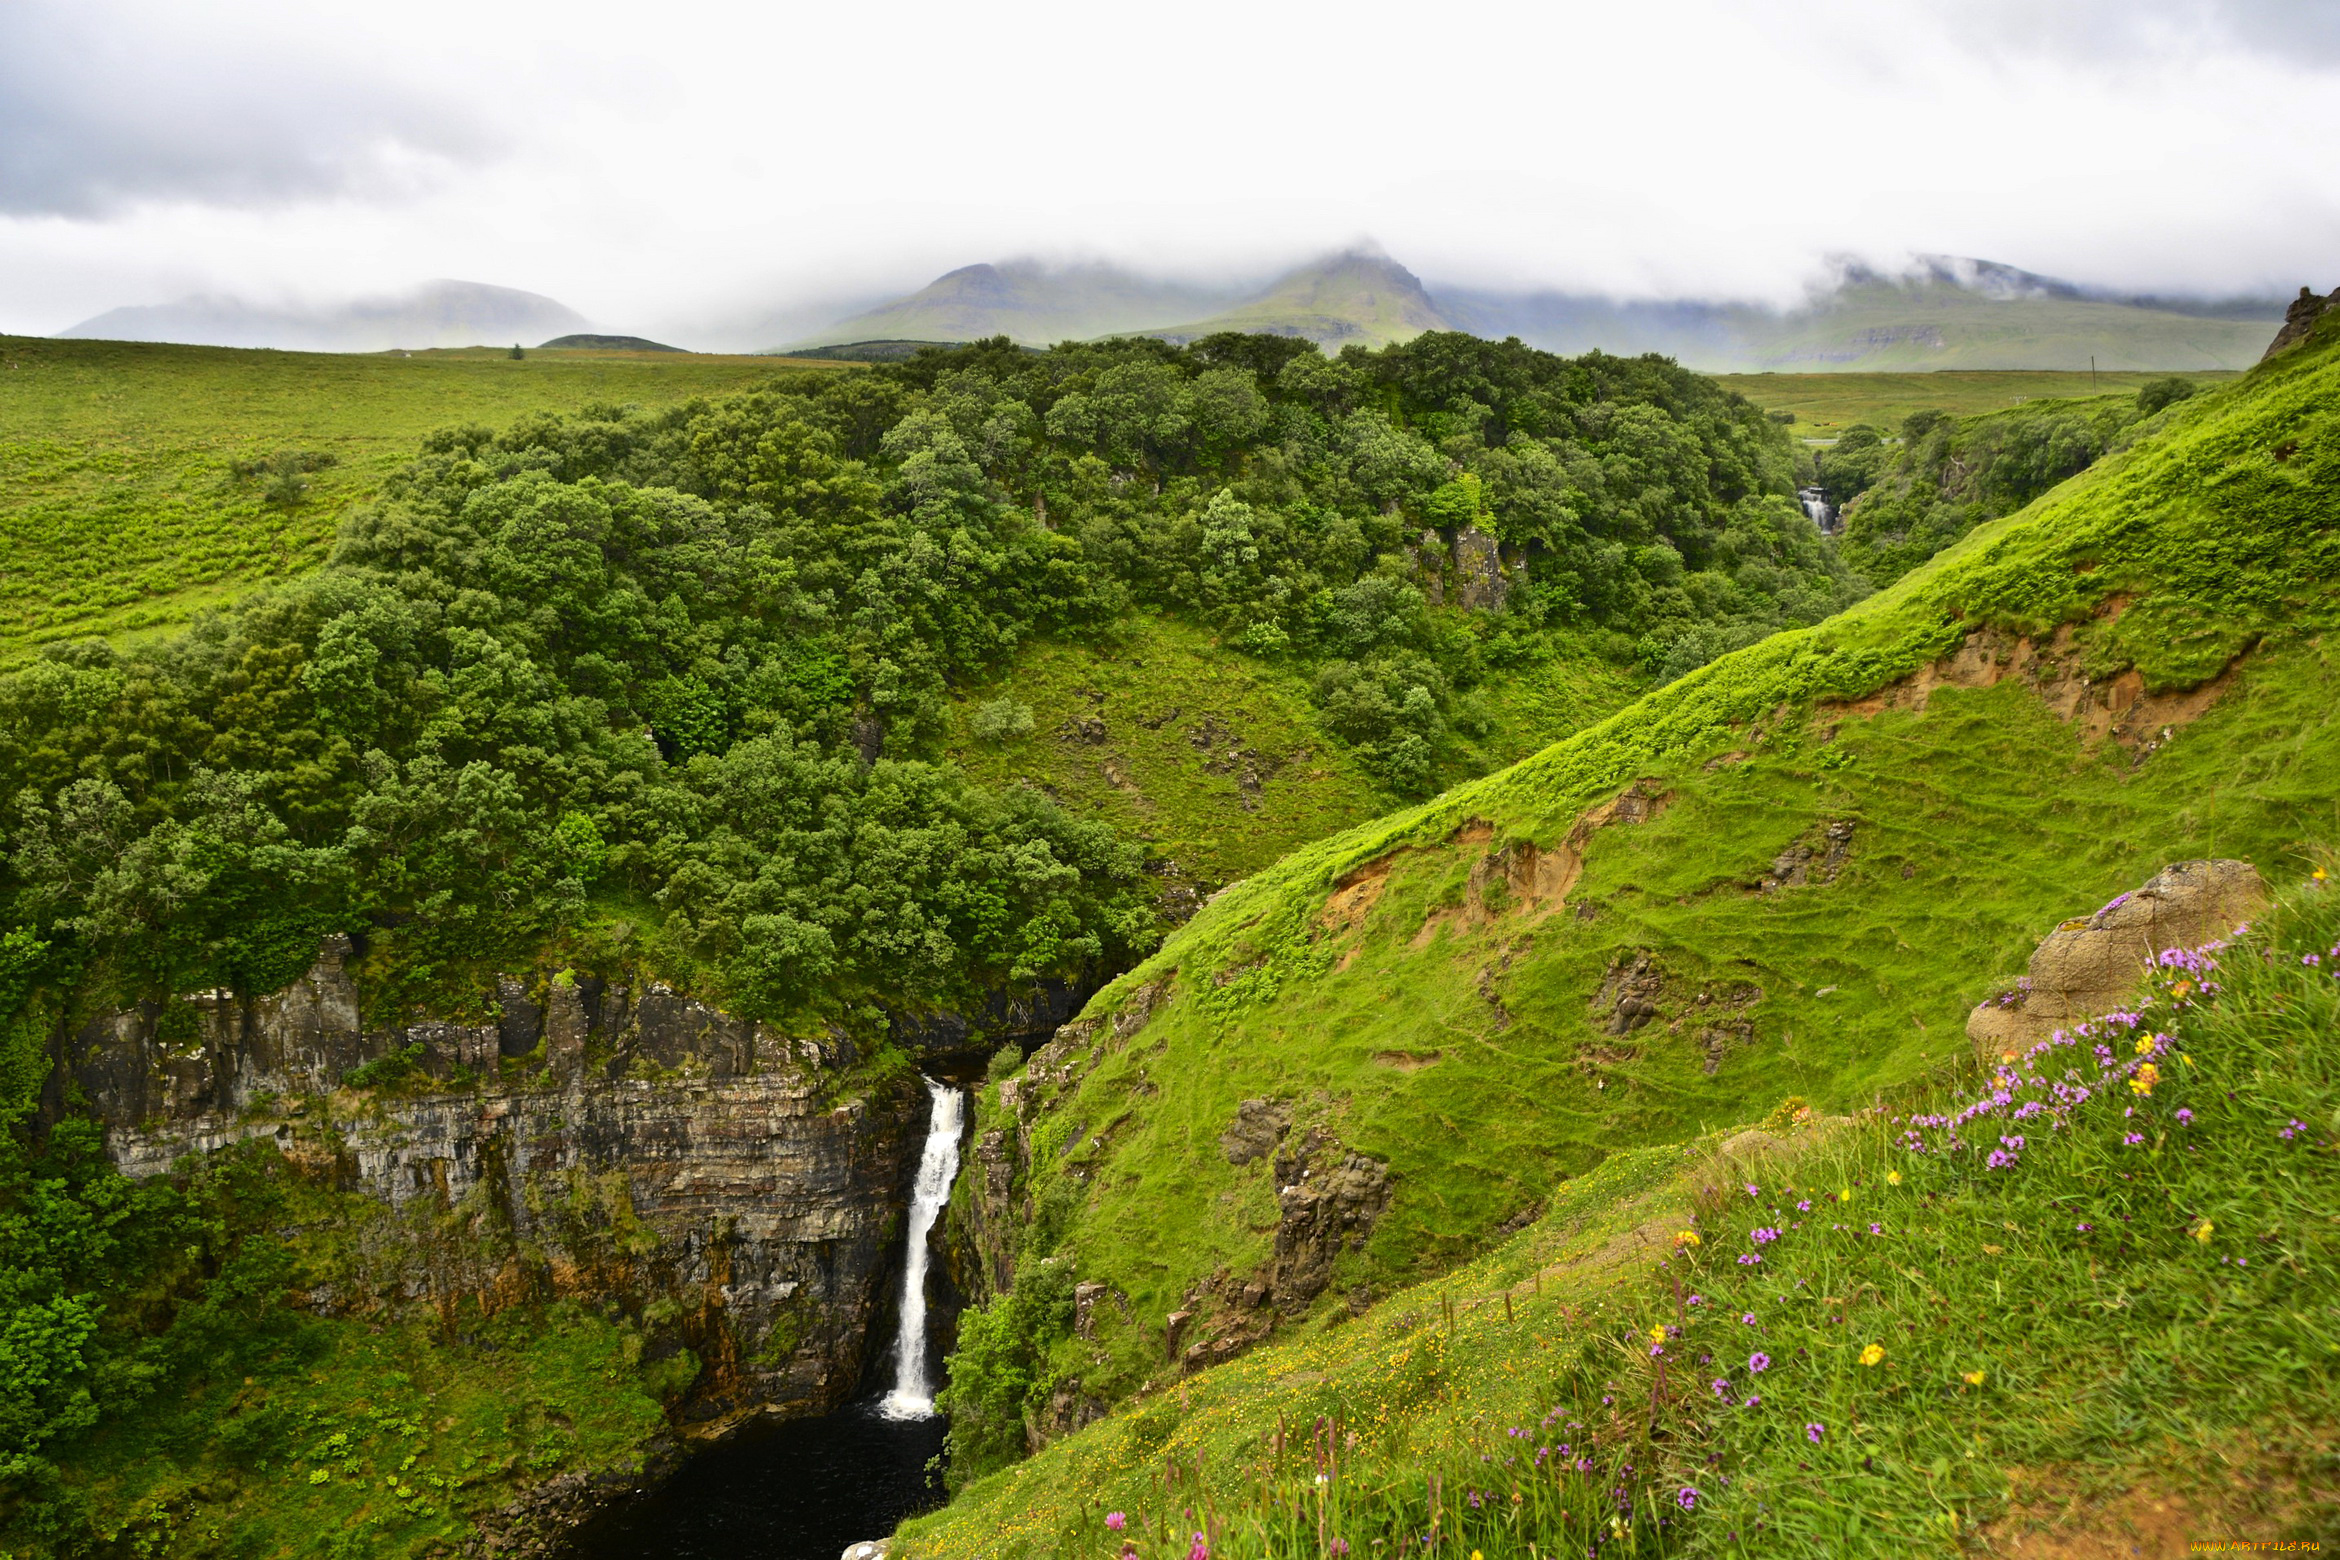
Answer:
xmin=1798 ymin=487 xmax=1835 ymax=532
xmin=877 ymin=1078 xmax=964 ymax=1421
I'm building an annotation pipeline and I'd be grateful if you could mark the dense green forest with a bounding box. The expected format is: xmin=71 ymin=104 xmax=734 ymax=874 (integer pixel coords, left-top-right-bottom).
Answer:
xmin=0 ymin=332 xmax=1858 ymax=1083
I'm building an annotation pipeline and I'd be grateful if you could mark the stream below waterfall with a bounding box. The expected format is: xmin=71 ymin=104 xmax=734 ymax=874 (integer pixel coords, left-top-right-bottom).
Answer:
xmin=561 ymin=1078 xmax=966 ymax=1560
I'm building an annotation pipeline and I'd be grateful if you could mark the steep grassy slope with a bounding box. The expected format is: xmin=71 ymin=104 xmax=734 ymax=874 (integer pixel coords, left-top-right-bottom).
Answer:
xmin=945 ymin=619 xmax=1646 ymax=897
xmin=0 ymin=336 xmax=828 ymax=660
xmin=906 ymin=871 xmax=2340 ymax=1555
xmin=927 ymin=309 xmax=2340 ymax=1502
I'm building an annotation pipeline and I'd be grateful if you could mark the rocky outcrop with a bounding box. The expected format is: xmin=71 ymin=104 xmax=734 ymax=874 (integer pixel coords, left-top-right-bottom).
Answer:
xmin=1450 ymin=525 xmax=1510 ymax=612
xmin=2262 ymin=285 xmax=2338 ymax=362
xmin=1219 ymin=1098 xmax=1292 ymax=1165
xmin=65 ymin=940 xmax=933 ymax=1537
xmin=1967 ymin=859 xmax=2267 ymax=1058
xmin=1259 ymin=1128 xmax=1390 ymax=1315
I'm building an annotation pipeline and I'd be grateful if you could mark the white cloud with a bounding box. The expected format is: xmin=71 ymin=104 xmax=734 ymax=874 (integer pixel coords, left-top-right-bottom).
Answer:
xmin=2 ymin=0 xmax=2336 ymax=340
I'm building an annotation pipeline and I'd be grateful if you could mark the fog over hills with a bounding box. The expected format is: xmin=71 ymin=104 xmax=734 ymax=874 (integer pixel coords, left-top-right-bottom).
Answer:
xmin=59 ymin=279 xmax=590 ymax=351
xmin=784 ymin=261 xmax=1242 ymax=351
xmin=791 ymin=248 xmax=2287 ymax=371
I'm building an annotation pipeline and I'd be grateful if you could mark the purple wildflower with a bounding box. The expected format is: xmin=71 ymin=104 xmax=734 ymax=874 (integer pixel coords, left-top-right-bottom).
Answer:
xmin=1741 ymin=1312 xmax=1758 ymax=1326
xmin=2176 ymin=1109 xmax=2193 ymax=1125
xmin=1677 ymin=1486 xmax=1699 ymax=1511
xmin=1107 ymin=1513 xmax=1126 ymax=1533
xmin=1805 ymin=1422 xmax=1825 ymax=1444
xmin=1749 ymin=1352 xmax=1771 ymax=1373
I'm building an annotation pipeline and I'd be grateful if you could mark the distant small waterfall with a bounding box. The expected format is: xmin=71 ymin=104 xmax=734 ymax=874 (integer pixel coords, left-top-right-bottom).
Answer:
xmin=877 ymin=1079 xmax=963 ymax=1421
xmin=1798 ymin=487 xmax=1836 ymax=532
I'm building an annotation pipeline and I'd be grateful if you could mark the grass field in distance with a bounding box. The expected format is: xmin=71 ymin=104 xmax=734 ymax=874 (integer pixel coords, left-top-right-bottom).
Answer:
xmin=0 ymin=336 xmax=846 ymax=661
xmin=1716 ymin=367 xmax=2242 ymax=436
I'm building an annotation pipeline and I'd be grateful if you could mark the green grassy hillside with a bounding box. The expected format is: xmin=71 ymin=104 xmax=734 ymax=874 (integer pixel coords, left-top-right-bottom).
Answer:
xmin=917 ymin=305 xmax=2340 ymax=1543
xmin=907 ymin=869 xmax=2340 ymax=1554
xmin=0 ymin=336 xmax=828 ymax=661
xmin=945 ymin=619 xmax=1645 ymax=897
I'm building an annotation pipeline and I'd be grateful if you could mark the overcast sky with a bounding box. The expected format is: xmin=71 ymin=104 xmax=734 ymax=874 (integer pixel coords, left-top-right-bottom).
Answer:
xmin=3 ymin=0 xmax=2337 ymax=344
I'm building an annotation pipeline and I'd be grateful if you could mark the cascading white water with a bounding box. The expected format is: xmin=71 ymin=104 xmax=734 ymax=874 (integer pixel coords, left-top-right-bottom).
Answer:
xmin=877 ymin=1078 xmax=964 ymax=1421
xmin=1798 ymin=486 xmax=1835 ymax=531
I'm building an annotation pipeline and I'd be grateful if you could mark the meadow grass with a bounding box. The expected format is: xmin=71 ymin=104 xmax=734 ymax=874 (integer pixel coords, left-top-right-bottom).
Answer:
xmin=902 ymin=871 xmax=2340 ymax=1556
xmin=0 ymin=336 xmax=836 ymax=659
xmin=1714 ymin=370 xmax=2239 ymax=436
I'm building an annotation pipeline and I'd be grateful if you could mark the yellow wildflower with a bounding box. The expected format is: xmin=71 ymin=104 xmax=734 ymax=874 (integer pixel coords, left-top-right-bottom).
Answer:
xmin=1839 ymin=1189 xmax=1853 ymax=1203
xmin=1886 ymin=1171 xmax=1903 ymax=1186
xmin=1650 ymin=1324 xmax=1667 ymax=1345
xmin=1963 ymin=1369 xmax=1985 ymax=1385
xmin=2194 ymin=1220 xmax=2214 ymax=1244
xmin=1861 ymin=1343 xmax=1885 ymax=1367
xmin=2134 ymin=1036 xmax=2155 ymax=1056
xmin=2129 ymin=1062 xmax=2160 ymax=1096
xmin=1674 ymin=1229 xmax=1701 ymax=1248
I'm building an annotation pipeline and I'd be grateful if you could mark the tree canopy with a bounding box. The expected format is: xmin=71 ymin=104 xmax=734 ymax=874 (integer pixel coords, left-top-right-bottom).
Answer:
xmin=0 ymin=332 xmax=1861 ymax=1068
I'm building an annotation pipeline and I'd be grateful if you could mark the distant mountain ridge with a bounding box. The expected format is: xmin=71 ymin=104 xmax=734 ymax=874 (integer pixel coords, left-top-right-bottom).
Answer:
xmin=60 ymin=280 xmax=590 ymax=352
xmin=787 ymin=261 xmax=1241 ymax=352
xmin=788 ymin=249 xmax=2286 ymax=371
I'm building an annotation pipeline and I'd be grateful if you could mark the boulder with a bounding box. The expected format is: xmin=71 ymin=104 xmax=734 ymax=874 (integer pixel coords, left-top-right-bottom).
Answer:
xmin=1967 ymin=859 xmax=2266 ymax=1059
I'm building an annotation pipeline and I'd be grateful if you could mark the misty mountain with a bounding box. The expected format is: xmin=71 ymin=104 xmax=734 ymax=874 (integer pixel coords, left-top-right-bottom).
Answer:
xmin=1447 ymin=255 xmax=2283 ymax=371
xmin=59 ymin=280 xmax=590 ymax=352
xmin=788 ymin=249 xmax=2285 ymax=371
xmin=782 ymin=261 xmax=1241 ymax=351
xmin=1141 ymin=250 xmax=1449 ymax=348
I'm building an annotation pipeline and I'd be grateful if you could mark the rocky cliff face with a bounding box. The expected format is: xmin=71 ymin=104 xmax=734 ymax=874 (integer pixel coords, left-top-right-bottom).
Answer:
xmin=72 ymin=939 xmax=927 ymax=1439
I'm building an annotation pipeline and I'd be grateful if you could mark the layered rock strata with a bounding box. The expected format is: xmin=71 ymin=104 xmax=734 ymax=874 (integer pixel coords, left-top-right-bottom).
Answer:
xmin=71 ymin=938 xmax=925 ymax=1437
